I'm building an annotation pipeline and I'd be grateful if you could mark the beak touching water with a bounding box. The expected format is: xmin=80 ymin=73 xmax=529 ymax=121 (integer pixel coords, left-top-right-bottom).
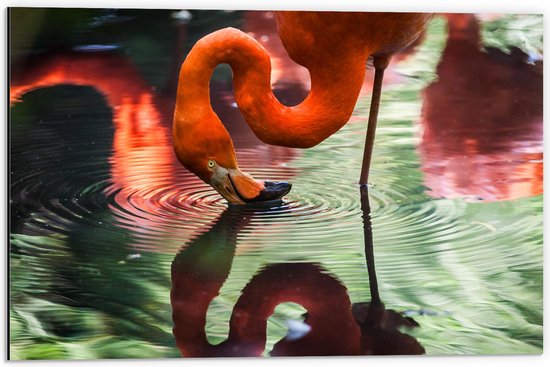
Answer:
xmin=210 ymin=166 xmax=292 ymax=204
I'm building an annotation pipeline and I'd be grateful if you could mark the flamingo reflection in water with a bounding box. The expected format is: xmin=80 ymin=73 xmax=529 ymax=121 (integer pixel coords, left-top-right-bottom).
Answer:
xmin=170 ymin=187 xmax=424 ymax=357
xmin=419 ymin=14 xmax=543 ymax=202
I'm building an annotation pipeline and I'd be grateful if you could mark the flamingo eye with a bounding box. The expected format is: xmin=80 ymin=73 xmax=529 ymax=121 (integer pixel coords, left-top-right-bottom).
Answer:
xmin=208 ymin=160 xmax=216 ymax=168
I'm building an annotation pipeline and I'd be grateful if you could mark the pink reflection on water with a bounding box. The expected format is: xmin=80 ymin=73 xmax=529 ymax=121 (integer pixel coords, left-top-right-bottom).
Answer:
xmin=10 ymin=11 xmax=307 ymax=250
xmin=419 ymin=14 xmax=543 ymax=202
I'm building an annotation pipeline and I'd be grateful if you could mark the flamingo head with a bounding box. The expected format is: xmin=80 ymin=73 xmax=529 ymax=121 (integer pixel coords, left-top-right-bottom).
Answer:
xmin=173 ymin=130 xmax=291 ymax=204
xmin=207 ymin=161 xmax=292 ymax=204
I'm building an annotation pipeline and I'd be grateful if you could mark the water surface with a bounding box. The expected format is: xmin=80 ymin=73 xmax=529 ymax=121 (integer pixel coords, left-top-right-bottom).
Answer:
xmin=9 ymin=9 xmax=543 ymax=359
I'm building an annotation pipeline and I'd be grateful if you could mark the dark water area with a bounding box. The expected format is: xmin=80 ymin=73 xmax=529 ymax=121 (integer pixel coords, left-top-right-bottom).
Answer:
xmin=9 ymin=9 xmax=543 ymax=359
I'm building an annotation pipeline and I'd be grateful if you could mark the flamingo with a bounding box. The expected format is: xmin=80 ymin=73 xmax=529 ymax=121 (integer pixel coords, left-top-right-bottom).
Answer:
xmin=173 ymin=11 xmax=432 ymax=204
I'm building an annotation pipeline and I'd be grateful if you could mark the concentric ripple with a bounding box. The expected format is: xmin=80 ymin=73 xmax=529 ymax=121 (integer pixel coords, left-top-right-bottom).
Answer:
xmin=11 ymin=86 xmax=378 ymax=256
xmin=104 ymin=143 xmax=368 ymax=252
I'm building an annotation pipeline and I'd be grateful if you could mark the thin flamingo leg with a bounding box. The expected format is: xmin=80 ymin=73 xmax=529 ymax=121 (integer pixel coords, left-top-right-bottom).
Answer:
xmin=359 ymin=56 xmax=390 ymax=185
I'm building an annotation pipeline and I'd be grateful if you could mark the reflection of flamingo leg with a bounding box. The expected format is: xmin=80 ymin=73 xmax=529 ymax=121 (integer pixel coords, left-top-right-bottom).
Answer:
xmin=359 ymin=56 xmax=390 ymax=185
xmin=360 ymin=185 xmax=380 ymax=304
xmin=356 ymin=185 xmax=425 ymax=355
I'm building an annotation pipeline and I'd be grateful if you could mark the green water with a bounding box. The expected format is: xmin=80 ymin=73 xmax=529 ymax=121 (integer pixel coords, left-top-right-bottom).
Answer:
xmin=9 ymin=9 xmax=543 ymax=359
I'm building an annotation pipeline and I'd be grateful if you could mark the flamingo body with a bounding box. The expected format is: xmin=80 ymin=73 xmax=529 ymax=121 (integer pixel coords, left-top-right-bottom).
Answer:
xmin=174 ymin=11 xmax=432 ymax=203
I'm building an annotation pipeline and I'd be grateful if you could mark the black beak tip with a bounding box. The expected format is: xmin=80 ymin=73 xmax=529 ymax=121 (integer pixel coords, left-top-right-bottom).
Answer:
xmin=246 ymin=181 xmax=292 ymax=203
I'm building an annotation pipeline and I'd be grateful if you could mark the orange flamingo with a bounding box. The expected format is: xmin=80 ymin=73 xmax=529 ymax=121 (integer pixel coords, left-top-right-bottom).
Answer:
xmin=173 ymin=11 xmax=433 ymax=204
xmin=10 ymin=46 xmax=299 ymax=249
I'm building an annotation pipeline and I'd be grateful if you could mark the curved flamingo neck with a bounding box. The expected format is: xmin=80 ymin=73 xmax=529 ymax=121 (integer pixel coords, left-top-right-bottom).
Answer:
xmin=172 ymin=261 xmax=361 ymax=357
xmin=173 ymin=27 xmax=368 ymax=151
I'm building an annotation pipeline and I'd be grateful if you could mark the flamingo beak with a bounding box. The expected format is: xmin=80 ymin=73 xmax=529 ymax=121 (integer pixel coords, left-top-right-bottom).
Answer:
xmin=210 ymin=167 xmax=291 ymax=204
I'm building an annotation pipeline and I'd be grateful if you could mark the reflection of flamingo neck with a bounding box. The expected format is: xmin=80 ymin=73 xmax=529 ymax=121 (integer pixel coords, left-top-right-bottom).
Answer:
xmin=172 ymin=261 xmax=361 ymax=357
xmin=173 ymin=27 xmax=367 ymax=151
xmin=171 ymin=210 xmax=243 ymax=357
xmin=171 ymin=209 xmax=361 ymax=357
